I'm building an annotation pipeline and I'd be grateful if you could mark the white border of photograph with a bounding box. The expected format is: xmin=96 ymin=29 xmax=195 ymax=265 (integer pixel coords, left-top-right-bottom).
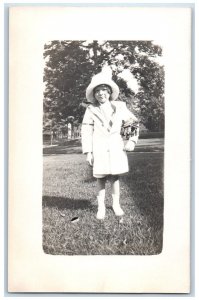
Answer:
xmin=8 ymin=4 xmax=192 ymax=294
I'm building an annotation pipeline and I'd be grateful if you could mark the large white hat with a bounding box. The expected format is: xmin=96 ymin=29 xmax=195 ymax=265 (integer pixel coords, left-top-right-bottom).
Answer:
xmin=86 ymin=69 xmax=120 ymax=103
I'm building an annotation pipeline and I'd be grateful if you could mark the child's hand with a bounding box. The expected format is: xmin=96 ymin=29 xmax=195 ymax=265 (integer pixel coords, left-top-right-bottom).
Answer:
xmin=86 ymin=152 xmax=94 ymax=166
xmin=124 ymin=140 xmax=136 ymax=152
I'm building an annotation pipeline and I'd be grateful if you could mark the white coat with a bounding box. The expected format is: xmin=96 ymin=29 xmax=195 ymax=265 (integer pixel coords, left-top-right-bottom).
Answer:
xmin=81 ymin=100 xmax=138 ymax=177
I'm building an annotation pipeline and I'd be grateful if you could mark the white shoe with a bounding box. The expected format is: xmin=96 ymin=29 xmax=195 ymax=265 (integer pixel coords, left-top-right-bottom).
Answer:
xmin=112 ymin=195 xmax=124 ymax=216
xmin=112 ymin=205 xmax=124 ymax=216
xmin=97 ymin=206 xmax=106 ymax=219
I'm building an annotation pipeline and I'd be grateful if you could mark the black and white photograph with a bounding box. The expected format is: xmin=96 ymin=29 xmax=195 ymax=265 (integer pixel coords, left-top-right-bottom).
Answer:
xmin=42 ymin=40 xmax=165 ymax=255
xmin=8 ymin=6 xmax=191 ymax=293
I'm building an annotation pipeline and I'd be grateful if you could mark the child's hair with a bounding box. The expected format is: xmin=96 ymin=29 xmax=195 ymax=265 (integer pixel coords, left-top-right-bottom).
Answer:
xmin=93 ymin=84 xmax=112 ymax=96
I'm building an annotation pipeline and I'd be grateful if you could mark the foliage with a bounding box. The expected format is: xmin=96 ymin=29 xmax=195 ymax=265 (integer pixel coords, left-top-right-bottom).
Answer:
xmin=43 ymin=40 xmax=164 ymax=132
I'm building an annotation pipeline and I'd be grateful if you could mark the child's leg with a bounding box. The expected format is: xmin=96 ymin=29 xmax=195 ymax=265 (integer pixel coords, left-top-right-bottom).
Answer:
xmin=97 ymin=177 xmax=106 ymax=198
xmin=110 ymin=175 xmax=120 ymax=195
xmin=110 ymin=175 xmax=124 ymax=216
xmin=96 ymin=177 xmax=106 ymax=219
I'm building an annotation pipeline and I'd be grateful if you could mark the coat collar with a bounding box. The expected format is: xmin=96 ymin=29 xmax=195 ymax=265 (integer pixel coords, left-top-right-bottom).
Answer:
xmin=88 ymin=101 xmax=117 ymax=133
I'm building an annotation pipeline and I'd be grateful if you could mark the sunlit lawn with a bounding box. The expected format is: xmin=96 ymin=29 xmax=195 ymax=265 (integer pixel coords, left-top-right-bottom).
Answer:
xmin=42 ymin=139 xmax=164 ymax=255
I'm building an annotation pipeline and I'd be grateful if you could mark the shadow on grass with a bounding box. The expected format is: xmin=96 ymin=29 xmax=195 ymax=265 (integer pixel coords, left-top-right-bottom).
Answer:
xmin=82 ymin=177 xmax=96 ymax=184
xmin=43 ymin=138 xmax=164 ymax=156
xmin=43 ymin=146 xmax=82 ymax=156
xmin=120 ymin=153 xmax=164 ymax=253
xmin=43 ymin=139 xmax=82 ymax=155
xmin=42 ymin=195 xmax=94 ymax=211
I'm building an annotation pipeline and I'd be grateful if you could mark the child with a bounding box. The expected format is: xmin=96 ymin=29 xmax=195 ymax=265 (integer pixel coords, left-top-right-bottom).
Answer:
xmin=81 ymin=70 xmax=139 ymax=219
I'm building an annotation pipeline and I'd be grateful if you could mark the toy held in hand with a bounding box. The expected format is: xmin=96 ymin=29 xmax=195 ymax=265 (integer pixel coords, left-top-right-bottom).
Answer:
xmin=123 ymin=118 xmax=139 ymax=130
xmin=121 ymin=118 xmax=139 ymax=149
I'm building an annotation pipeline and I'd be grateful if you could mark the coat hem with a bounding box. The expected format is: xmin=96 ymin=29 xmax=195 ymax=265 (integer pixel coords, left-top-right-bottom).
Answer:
xmin=93 ymin=171 xmax=128 ymax=178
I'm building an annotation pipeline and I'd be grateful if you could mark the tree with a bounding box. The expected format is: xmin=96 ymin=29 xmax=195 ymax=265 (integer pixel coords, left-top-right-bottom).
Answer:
xmin=43 ymin=40 xmax=164 ymax=133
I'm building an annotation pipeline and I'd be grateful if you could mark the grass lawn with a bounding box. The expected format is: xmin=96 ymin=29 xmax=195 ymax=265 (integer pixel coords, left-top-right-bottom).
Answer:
xmin=43 ymin=139 xmax=164 ymax=255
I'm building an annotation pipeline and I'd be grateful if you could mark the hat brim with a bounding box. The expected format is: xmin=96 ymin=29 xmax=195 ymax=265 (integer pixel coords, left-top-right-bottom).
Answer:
xmin=86 ymin=78 xmax=120 ymax=103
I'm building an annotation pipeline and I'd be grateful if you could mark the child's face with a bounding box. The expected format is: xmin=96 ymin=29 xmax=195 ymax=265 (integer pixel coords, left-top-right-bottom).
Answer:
xmin=94 ymin=85 xmax=111 ymax=104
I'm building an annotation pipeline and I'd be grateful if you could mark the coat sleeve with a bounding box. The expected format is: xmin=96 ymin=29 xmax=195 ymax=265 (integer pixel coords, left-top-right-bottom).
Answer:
xmin=121 ymin=102 xmax=139 ymax=144
xmin=81 ymin=107 xmax=94 ymax=154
